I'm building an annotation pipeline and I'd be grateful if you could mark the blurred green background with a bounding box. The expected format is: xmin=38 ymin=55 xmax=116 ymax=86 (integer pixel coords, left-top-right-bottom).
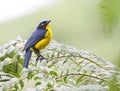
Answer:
xmin=0 ymin=0 xmax=120 ymax=66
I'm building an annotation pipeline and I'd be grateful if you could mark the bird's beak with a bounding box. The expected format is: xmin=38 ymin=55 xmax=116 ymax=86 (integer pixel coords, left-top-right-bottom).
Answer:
xmin=46 ymin=20 xmax=51 ymax=24
xmin=46 ymin=20 xmax=51 ymax=30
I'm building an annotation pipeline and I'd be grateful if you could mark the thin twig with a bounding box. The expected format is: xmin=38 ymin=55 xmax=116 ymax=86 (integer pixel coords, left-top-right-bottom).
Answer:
xmin=56 ymin=72 xmax=109 ymax=83
xmin=47 ymin=48 xmax=105 ymax=69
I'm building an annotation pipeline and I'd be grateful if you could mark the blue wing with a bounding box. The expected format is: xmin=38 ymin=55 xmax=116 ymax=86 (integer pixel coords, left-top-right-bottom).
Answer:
xmin=24 ymin=29 xmax=46 ymax=50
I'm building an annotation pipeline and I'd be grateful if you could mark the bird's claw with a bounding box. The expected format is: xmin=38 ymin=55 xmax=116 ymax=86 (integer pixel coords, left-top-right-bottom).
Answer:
xmin=35 ymin=55 xmax=44 ymax=66
xmin=36 ymin=55 xmax=45 ymax=61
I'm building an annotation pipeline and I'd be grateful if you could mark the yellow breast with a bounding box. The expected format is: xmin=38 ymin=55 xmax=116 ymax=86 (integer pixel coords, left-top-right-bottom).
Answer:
xmin=35 ymin=24 xmax=52 ymax=50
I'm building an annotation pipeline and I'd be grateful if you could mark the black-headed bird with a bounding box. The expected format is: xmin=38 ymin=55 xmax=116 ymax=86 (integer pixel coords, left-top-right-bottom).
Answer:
xmin=23 ymin=20 xmax=52 ymax=68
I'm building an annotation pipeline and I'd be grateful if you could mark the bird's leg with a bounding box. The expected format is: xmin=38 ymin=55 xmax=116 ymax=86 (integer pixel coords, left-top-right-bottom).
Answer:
xmin=36 ymin=51 xmax=45 ymax=61
xmin=32 ymin=48 xmax=45 ymax=61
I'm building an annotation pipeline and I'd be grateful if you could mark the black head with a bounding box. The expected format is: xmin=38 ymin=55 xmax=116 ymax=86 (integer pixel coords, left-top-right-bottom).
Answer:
xmin=37 ymin=20 xmax=51 ymax=30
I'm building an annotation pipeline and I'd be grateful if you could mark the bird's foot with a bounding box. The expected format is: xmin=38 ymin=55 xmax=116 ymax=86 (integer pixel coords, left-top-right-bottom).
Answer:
xmin=35 ymin=55 xmax=45 ymax=66
xmin=36 ymin=55 xmax=45 ymax=61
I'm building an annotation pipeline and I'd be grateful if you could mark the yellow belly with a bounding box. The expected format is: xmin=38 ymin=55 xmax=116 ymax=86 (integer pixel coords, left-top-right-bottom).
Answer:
xmin=35 ymin=25 xmax=52 ymax=50
xmin=35 ymin=37 xmax=51 ymax=50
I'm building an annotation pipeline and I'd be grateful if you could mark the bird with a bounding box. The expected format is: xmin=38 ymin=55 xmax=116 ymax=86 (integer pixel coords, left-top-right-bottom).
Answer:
xmin=23 ymin=20 xmax=52 ymax=68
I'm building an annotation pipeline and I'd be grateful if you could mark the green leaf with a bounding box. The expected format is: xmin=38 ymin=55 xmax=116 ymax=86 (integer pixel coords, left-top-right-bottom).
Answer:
xmin=19 ymin=80 xmax=24 ymax=89
xmin=34 ymin=76 xmax=40 ymax=81
xmin=48 ymin=61 xmax=57 ymax=68
xmin=27 ymin=73 xmax=33 ymax=80
xmin=51 ymin=50 xmax=56 ymax=58
xmin=2 ymin=57 xmax=22 ymax=78
xmin=3 ymin=62 xmax=17 ymax=77
xmin=47 ymin=82 xmax=53 ymax=89
xmin=62 ymin=59 xmax=68 ymax=64
xmin=35 ymin=82 xmax=41 ymax=87
xmin=56 ymin=79 xmax=63 ymax=83
xmin=13 ymin=84 xmax=18 ymax=91
xmin=0 ymin=79 xmax=10 ymax=82
xmin=27 ymin=70 xmax=36 ymax=80
xmin=63 ymin=76 xmax=67 ymax=84
xmin=99 ymin=80 xmax=104 ymax=85
xmin=50 ymin=70 xmax=58 ymax=76
xmin=76 ymin=75 xmax=85 ymax=85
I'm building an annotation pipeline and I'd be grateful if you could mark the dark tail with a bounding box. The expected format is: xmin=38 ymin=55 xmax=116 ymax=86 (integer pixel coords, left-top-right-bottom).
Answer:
xmin=23 ymin=49 xmax=32 ymax=68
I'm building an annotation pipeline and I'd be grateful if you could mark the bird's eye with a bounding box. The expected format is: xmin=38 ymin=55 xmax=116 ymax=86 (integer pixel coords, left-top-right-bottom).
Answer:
xmin=41 ymin=23 xmax=44 ymax=26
